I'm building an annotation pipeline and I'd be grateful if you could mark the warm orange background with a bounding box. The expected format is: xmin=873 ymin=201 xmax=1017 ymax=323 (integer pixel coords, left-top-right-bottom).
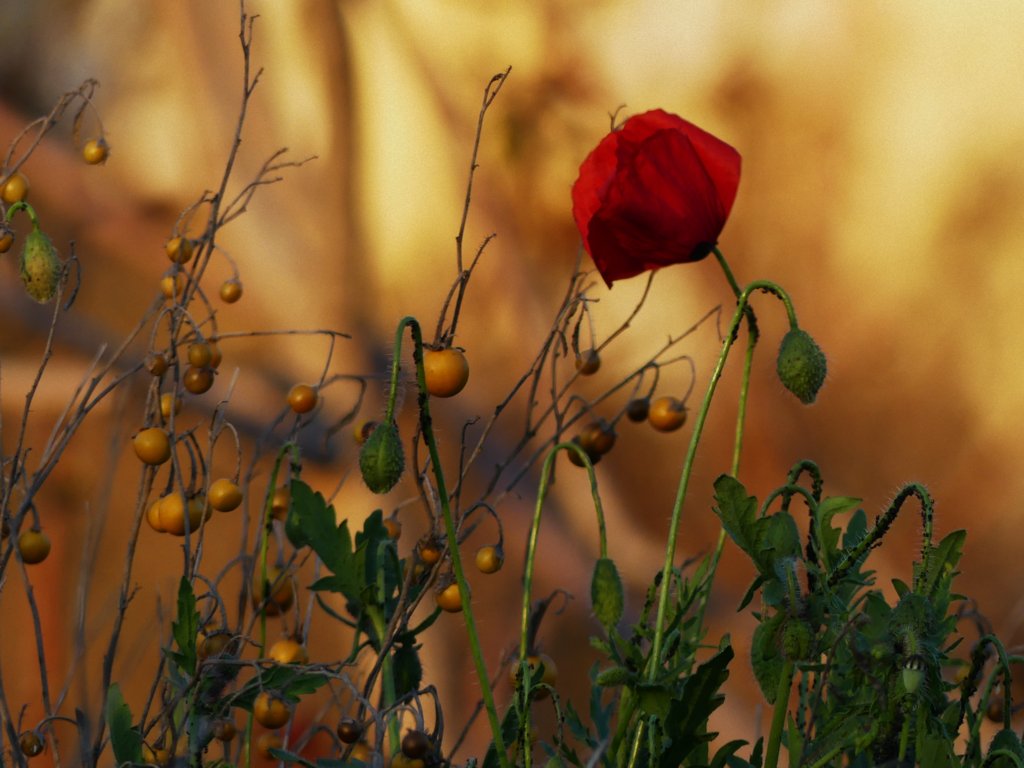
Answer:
xmin=2 ymin=1 xmax=1023 ymax=764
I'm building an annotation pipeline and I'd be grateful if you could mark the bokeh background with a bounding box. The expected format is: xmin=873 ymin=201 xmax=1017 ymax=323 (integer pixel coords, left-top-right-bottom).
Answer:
xmin=2 ymin=0 xmax=1024 ymax=763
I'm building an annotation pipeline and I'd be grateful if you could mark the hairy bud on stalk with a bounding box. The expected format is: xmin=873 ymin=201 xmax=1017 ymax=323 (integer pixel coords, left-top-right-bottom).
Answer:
xmin=359 ymin=420 xmax=405 ymax=493
xmin=20 ymin=225 xmax=62 ymax=303
xmin=776 ymin=328 xmax=827 ymax=404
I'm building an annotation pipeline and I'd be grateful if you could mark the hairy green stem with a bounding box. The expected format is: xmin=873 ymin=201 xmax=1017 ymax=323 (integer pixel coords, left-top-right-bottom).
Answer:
xmin=393 ymin=316 xmax=508 ymax=768
xmin=765 ymin=660 xmax=795 ymax=768
xmin=519 ymin=442 xmax=607 ymax=655
xmin=647 ymin=280 xmax=795 ymax=679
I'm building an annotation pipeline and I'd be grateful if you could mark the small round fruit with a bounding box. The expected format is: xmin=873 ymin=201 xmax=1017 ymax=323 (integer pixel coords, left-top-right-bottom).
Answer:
xmin=0 ymin=228 xmax=14 ymax=253
xmin=287 ymin=383 xmax=318 ymax=414
xmin=349 ymin=743 xmax=373 ymax=763
xmin=336 ymin=717 xmax=363 ymax=744
xmin=198 ymin=630 xmax=233 ymax=659
xmin=188 ymin=342 xmax=212 ymax=368
xmin=509 ymin=653 xmax=557 ymax=699
xmin=160 ymin=272 xmax=186 ymax=299
xmin=417 ymin=537 xmax=442 ymax=565
xmin=82 ymin=137 xmax=109 ymax=165
xmin=578 ymin=420 xmax=616 ymax=456
xmin=268 ymin=638 xmax=308 ymax=665
xmin=354 ymin=420 xmax=378 ymax=445
xmin=436 ymin=582 xmax=465 ymax=613
xmin=219 ymin=279 xmax=242 ymax=304
xmin=256 ymin=732 xmax=283 ymax=758
xmin=475 ymin=545 xmax=504 ymax=574
xmin=626 ymin=397 xmax=650 ymax=422
xmin=165 ymin=236 xmax=194 ymax=265
xmin=207 ymin=341 xmax=222 ymax=369
xmin=383 ymin=518 xmax=402 ymax=540
xmin=133 ymin=427 xmax=171 ymax=465
xmin=213 ymin=719 xmax=237 ymax=742
xmin=159 ymin=393 xmax=182 ymax=421
xmin=158 ymin=494 xmax=208 ymax=536
xmin=208 ymin=478 xmax=242 ymax=512
xmin=253 ymin=566 xmax=294 ymax=616
xmin=575 ymin=348 xmax=601 ymax=375
xmin=146 ymin=352 xmax=168 ymax=377
xmin=401 ymin=730 xmax=431 ymax=760
xmin=146 ymin=498 xmax=166 ymax=532
xmin=18 ymin=731 xmax=43 ymax=757
xmin=1 ymin=172 xmax=29 ymax=204
xmin=270 ymin=486 xmax=289 ymax=520
xmin=567 ymin=437 xmax=599 ymax=467
xmin=423 ymin=348 xmax=469 ymax=398
xmin=647 ymin=396 xmax=687 ymax=433
xmin=253 ymin=691 xmax=291 ymax=728
xmin=183 ymin=366 xmax=214 ymax=395
xmin=141 ymin=743 xmax=171 ymax=766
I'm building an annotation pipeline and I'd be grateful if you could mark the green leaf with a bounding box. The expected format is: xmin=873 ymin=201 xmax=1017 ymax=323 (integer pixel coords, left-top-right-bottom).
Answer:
xmin=751 ymin=614 xmax=785 ymax=703
xmin=815 ymin=496 xmax=861 ymax=571
xmin=105 ymin=683 xmax=142 ymax=765
xmin=919 ymin=529 xmax=966 ymax=598
xmin=286 ymin=481 xmax=344 ymax=570
xmin=656 ymin=644 xmax=733 ymax=767
xmin=269 ymin=747 xmax=316 ymax=767
xmin=713 ymin=475 xmax=761 ymax=563
xmin=170 ymin=577 xmax=199 ymax=675
xmin=709 ymin=739 xmax=749 ymax=768
xmin=392 ymin=642 xmax=423 ymax=697
xmin=636 ymin=682 xmax=673 ymax=719
xmin=286 ymin=480 xmax=366 ymax=604
xmin=232 ymin=666 xmax=329 ymax=709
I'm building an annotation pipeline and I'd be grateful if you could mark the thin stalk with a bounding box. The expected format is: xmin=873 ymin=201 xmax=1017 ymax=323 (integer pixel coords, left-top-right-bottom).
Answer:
xmin=647 ymin=280 xmax=796 ymax=678
xmin=764 ymin=660 xmax=796 ymax=768
xmin=519 ymin=442 xmax=607 ymax=658
xmin=393 ymin=317 xmax=508 ymax=768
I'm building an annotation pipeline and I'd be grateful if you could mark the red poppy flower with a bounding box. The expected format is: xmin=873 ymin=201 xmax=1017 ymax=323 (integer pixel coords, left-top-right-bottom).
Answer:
xmin=572 ymin=109 xmax=741 ymax=287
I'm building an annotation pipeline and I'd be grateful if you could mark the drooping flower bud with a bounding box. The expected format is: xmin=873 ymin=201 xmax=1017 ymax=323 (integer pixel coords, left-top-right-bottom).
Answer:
xmin=776 ymin=328 xmax=827 ymax=404
xmin=20 ymin=225 xmax=62 ymax=303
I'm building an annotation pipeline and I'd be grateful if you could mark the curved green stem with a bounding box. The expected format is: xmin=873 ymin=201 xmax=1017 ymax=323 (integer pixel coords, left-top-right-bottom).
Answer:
xmin=519 ymin=442 xmax=607 ymax=657
xmin=394 ymin=316 xmax=508 ymax=768
xmin=367 ymin=606 xmax=399 ymax=754
xmin=5 ymin=200 xmax=39 ymax=228
xmin=765 ymin=660 xmax=796 ymax=768
xmin=647 ymin=280 xmax=795 ymax=680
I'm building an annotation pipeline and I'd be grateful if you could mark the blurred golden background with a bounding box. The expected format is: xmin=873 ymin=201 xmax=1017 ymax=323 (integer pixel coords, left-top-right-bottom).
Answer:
xmin=2 ymin=0 xmax=1024 ymax=763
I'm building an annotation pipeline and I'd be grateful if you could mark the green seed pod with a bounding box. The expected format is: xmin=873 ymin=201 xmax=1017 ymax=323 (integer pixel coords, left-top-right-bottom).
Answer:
xmin=776 ymin=328 xmax=827 ymax=404
xmin=590 ymin=557 xmax=624 ymax=629
xmin=595 ymin=665 xmax=632 ymax=687
xmin=358 ymin=420 xmax=405 ymax=494
xmin=20 ymin=225 xmax=62 ymax=303
xmin=901 ymin=655 xmax=924 ymax=694
xmin=782 ymin=619 xmax=813 ymax=661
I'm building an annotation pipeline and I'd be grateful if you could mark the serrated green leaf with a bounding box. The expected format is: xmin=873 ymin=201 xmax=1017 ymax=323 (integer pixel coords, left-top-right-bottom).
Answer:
xmin=232 ymin=666 xmax=329 ymax=709
xmin=713 ymin=475 xmax=761 ymax=563
xmin=656 ymin=645 xmax=733 ymax=767
xmin=286 ymin=481 xmax=343 ymax=569
xmin=751 ymin=614 xmax=785 ymax=703
xmin=636 ymin=682 xmax=673 ymax=719
xmin=709 ymin=739 xmax=749 ymax=768
xmin=105 ymin=683 xmax=142 ymax=765
xmin=919 ymin=529 xmax=966 ymax=598
xmin=815 ymin=496 xmax=861 ymax=570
